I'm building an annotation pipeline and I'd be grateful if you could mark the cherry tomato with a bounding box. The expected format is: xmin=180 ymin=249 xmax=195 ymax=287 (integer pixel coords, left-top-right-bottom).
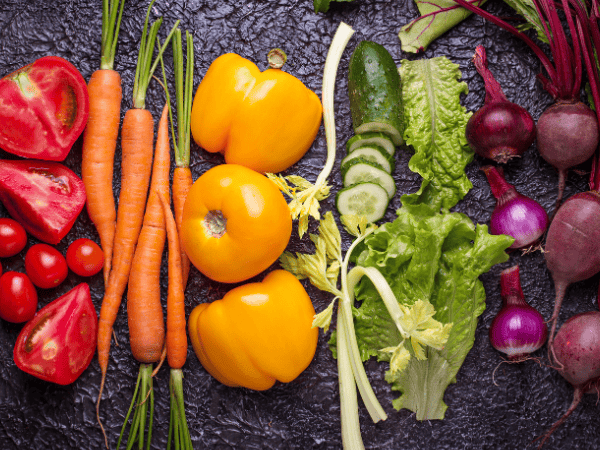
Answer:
xmin=25 ymin=243 xmax=68 ymax=289
xmin=66 ymin=238 xmax=104 ymax=277
xmin=13 ymin=283 xmax=97 ymax=385
xmin=0 ymin=272 xmax=38 ymax=323
xmin=0 ymin=218 xmax=27 ymax=257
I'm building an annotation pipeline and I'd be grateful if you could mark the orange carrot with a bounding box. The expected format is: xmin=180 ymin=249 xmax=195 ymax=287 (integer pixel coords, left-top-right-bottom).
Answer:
xmin=173 ymin=166 xmax=192 ymax=286
xmin=126 ymin=103 xmax=170 ymax=364
xmin=115 ymin=104 xmax=170 ymax=450
xmin=159 ymin=190 xmax=193 ymax=450
xmin=81 ymin=69 xmax=121 ymax=286
xmin=81 ymin=0 xmax=126 ymax=287
xmin=97 ymin=106 xmax=154 ymax=380
xmin=159 ymin=191 xmax=186 ymax=369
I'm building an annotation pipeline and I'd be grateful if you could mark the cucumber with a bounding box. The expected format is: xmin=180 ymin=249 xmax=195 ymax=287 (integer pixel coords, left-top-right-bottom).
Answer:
xmin=336 ymin=182 xmax=389 ymax=223
xmin=346 ymin=132 xmax=396 ymax=156
xmin=341 ymin=145 xmax=394 ymax=174
xmin=348 ymin=41 xmax=404 ymax=146
xmin=342 ymin=160 xmax=396 ymax=198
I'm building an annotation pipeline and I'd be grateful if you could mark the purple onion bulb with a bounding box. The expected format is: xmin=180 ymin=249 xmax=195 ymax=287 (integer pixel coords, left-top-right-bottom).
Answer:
xmin=482 ymin=165 xmax=549 ymax=249
xmin=489 ymin=265 xmax=548 ymax=360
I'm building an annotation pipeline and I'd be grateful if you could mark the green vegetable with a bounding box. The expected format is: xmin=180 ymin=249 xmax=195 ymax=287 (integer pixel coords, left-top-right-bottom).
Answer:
xmin=346 ymin=132 xmax=395 ymax=156
xmin=398 ymin=0 xmax=488 ymax=53
xmin=351 ymin=208 xmax=513 ymax=420
xmin=348 ymin=41 xmax=404 ymax=145
xmin=341 ymin=146 xmax=395 ymax=174
xmin=281 ymin=212 xmax=451 ymax=450
xmin=399 ymin=56 xmax=474 ymax=215
xmin=342 ymin=161 xmax=396 ymax=198
xmin=336 ymin=183 xmax=390 ymax=222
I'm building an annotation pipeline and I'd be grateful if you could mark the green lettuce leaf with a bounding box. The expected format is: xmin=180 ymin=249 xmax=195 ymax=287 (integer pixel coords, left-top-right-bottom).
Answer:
xmin=502 ymin=0 xmax=549 ymax=44
xmin=399 ymin=57 xmax=474 ymax=216
xmin=398 ymin=0 xmax=488 ymax=54
xmin=352 ymin=208 xmax=513 ymax=420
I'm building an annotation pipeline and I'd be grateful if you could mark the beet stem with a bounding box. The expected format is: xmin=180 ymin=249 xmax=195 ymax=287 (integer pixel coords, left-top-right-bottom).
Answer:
xmin=535 ymin=387 xmax=583 ymax=449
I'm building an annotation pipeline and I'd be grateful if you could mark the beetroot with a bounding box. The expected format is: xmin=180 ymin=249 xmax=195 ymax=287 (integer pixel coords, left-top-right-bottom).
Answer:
xmin=537 ymin=311 xmax=600 ymax=448
xmin=537 ymin=101 xmax=599 ymax=212
xmin=466 ymin=46 xmax=536 ymax=163
xmin=545 ymin=191 xmax=600 ymax=347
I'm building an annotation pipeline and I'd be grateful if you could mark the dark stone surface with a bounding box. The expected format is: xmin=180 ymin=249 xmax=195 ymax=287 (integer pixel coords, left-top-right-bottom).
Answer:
xmin=0 ymin=0 xmax=598 ymax=449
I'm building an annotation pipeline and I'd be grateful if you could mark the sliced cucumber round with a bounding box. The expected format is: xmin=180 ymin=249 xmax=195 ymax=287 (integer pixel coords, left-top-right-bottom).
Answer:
xmin=342 ymin=160 xmax=396 ymax=198
xmin=341 ymin=145 xmax=394 ymax=174
xmin=346 ymin=132 xmax=395 ymax=156
xmin=348 ymin=41 xmax=404 ymax=146
xmin=336 ymin=182 xmax=389 ymax=223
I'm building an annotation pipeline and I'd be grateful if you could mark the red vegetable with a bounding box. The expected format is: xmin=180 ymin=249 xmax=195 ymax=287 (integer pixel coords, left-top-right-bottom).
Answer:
xmin=13 ymin=283 xmax=97 ymax=385
xmin=482 ymin=166 xmax=548 ymax=249
xmin=466 ymin=46 xmax=536 ymax=163
xmin=25 ymin=243 xmax=68 ymax=289
xmin=0 ymin=218 xmax=27 ymax=257
xmin=545 ymin=191 xmax=600 ymax=348
xmin=0 ymin=159 xmax=86 ymax=244
xmin=0 ymin=56 xmax=89 ymax=161
xmin=537 ymin=311 xmax=600 ymax=448
xmin=66 ymin=238 xmax=104 ymax=277
xmin=0 ymin=271 xmax=37 ymax=323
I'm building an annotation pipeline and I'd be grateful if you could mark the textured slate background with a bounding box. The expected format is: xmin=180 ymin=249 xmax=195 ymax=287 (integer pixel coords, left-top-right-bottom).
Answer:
xmin=0 ymin=0 xmax=599 ymax=449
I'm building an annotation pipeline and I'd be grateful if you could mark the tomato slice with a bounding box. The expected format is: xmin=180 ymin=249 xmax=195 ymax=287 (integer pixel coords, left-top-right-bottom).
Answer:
xmin=13 ymin=283 xmax=97 ymax=385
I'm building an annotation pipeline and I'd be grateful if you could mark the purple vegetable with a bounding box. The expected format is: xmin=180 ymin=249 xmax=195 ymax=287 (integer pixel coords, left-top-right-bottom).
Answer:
xmin=481 ymin=165 xmax=548 ymax=249
xmin=466 ymin=46 xmax=536 ymax=163
xmin=537 ymin=311 xmax=600 ymax=448
xmin=489 ymin=265 xmax=547 ymax=360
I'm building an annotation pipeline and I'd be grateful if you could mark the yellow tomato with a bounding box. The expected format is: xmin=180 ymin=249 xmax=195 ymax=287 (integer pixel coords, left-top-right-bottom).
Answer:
xmin=190 ymin=52 xmax=322 ymax=173
xmin=188 ymin=269 xmax=318 ymax=390
xmin=181 ymin=164 xmax=292 ymax=283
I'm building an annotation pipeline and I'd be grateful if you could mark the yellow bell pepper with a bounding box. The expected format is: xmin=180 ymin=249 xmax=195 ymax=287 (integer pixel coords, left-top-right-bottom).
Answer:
xmin=190 ymin=50 xmax=322 ymax=174
xmin=188 ymin=269 xmax=318 ymax=391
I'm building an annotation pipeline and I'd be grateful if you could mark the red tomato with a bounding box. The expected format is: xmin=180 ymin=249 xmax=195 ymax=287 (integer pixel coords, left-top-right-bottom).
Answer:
xmin=13 ymin=283 xmax=97 ymax=385
xmin=25 ymin=244 xmax=68 ymax=289
xmin=0 ymin=272 xmax=38 ymax=323
xmin=0 ymin=218 xmax=27 ymax=257
xmin=66 ymin=238 xmax=104 ymax=277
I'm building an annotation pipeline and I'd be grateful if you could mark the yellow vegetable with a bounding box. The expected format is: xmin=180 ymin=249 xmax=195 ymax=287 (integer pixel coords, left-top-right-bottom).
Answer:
xmin=188 ymin=269 xmax=318 ymax=391
xmin=190 ymin=50 xmax=322 ymax=174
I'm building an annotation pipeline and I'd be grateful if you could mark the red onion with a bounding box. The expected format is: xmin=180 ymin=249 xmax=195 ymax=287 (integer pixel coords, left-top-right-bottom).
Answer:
xmin=489 ymin=265 xmax=548 ymax=360
xmin=465 ymin=46 xmax=536 ymax=163
xmin=482 ymin=165 xmax=549 ymax=249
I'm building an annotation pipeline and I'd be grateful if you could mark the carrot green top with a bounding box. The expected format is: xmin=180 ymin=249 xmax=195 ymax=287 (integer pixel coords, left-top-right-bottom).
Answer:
xmin=132 ymin=0 xmax=179 ymax=110
xmin=100 ymin=0 xmax=126 ymax=70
